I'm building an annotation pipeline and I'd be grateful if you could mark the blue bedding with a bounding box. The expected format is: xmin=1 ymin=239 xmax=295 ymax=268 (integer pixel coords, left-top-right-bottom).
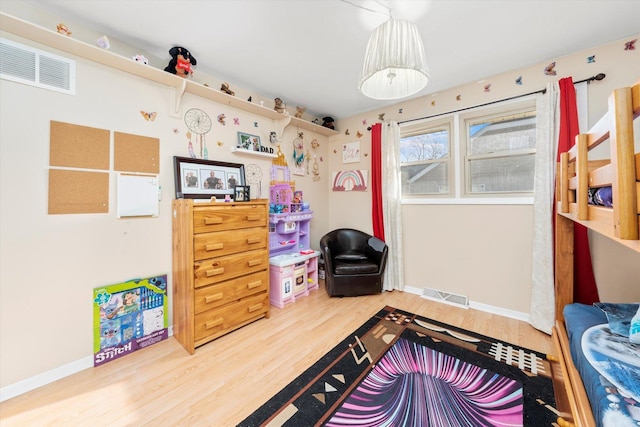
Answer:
xmin=563 ymin=303 xmax=640 ymax=427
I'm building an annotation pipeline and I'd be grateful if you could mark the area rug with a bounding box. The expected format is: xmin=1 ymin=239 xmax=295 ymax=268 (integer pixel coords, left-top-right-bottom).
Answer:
xmin=238 ymin=305 xmax=559 ymax=426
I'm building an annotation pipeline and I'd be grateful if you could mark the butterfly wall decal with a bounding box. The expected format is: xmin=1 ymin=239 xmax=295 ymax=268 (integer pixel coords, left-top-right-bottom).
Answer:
xmin=233 ymin=118 xmax=240 ymax=125
xmin=456 ymin=95 xmax=461 ymax=101
xmin=625 ymin=39 xmax=637 ymax=50
xmin=217 ymin=114 xmax=226 ymax=125
xmin=398 ymin=108 xmax=403 ymax=114
xmin=587 ymin=55 xmax=595 ymax=63
xmin=378 ymin=113 xmax=385 ymax=121
xmin=356 ymin=131 xmax=363 ymax=138
xmin=431 ymin=100 xmax=436 ymax=106
xmin=544 ymin=62 xmax=557 ymax=76
xmin=345 ymin=129 xmax=350 ymax=135
xmin=140 ymin=111 xmax=157 ymax=121
xmin=484 ymin=84 xmax=491 ymax=92
xmin=515 ymin=76 xmax=523 ymax=85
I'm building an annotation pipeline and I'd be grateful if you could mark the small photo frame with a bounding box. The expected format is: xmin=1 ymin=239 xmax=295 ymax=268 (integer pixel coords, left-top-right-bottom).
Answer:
xmin=234 ymin=185 xmax=250 ymax=202
xmin=237 ymin=132 xmax=261 ymax=152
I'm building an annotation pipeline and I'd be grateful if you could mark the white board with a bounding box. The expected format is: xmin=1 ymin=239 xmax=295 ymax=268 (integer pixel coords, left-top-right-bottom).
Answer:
xmin=117 ymin=173 xmax=159 ymax=218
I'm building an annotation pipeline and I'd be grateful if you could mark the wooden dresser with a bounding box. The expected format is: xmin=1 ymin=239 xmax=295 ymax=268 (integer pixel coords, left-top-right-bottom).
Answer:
xmin=172 ymin=199 xmax=270 ymax=354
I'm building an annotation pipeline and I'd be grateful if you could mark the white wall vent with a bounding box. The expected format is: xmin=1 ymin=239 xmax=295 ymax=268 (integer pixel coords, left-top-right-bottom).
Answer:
xmin=0 ymin=38 xmax=76 ymax=95
xmin=422 ymin=287 xmax=469 ymax=308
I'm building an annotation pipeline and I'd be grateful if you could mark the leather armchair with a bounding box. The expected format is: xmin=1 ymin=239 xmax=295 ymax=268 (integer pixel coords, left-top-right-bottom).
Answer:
xmin=319 ymin=228 xmax=388 ymax=297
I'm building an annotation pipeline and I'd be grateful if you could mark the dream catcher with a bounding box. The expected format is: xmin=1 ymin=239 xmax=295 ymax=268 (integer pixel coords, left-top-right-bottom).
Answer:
xmin=292 ymin=131 xmax=305 ymax=176
xmin=245 ymin=163 xmax=263 ymax=199
xmin=184 ymin=108 xmax=212 ymax=159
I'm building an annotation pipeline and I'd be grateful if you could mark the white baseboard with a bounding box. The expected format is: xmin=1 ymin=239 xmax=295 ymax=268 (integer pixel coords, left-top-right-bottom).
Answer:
xmin=0 ymin=356 xmax=93 ymax=402
xmin=1 ymin=325 xmax=175 ymax=402
xmin=402 ymin=285 xmax=529 ymax=322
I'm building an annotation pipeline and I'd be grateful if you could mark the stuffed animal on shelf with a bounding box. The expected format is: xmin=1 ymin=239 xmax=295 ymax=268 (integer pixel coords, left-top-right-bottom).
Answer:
xmin=274 ymin=98 xmax=285 ymax=113
xmin=294 ymin=106 xmax=306 ymax=118
xmin=164 ymin=46 xmax=196 ymax=78
xmin=322 ymin=116 xmax=335 ymax=130
xmin=220 ymin=82 xmax=235 ymax=96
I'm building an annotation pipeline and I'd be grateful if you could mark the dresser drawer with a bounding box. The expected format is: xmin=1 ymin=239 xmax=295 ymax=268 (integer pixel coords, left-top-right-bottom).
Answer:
xmin=194 ymin=248 xmax=269 ymax=287
xmin=193 ymin=204 xmax=267 ymax=234
xmin=194 ymin=271 xmax=268 ymax=313
xmin=194 ymin=292 xmax=269 ymax=342
xmin=193 ymin=228 xmax=267 ymax=261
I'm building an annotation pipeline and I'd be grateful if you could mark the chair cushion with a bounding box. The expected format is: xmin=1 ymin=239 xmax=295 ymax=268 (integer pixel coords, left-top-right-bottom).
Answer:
xmin=334 ymin=260 xmax=378 ymax=275
xmin=334 ymin=250 xmax=369 ymax=261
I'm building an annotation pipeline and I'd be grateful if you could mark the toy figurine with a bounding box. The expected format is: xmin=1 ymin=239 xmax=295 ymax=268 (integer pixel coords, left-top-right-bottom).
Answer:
xmin=164 ymin=46 xmax=196 ymax=78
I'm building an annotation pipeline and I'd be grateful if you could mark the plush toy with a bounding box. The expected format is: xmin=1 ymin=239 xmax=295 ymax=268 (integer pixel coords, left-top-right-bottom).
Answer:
xmin=274 ymin=98 xmax=285 ymax=114
xmin=322 ymin=116 xmax=335 ymax=130
xmin=220 ymin=82 xmax=235 ymax=96
xmin=164 ymin=46 xmax=196 ymax=78
xmin=294 ymin=106 xmax=306 ymax=118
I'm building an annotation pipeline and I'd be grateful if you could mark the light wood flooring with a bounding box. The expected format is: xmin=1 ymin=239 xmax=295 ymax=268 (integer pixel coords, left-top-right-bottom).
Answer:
xmin=0 ymin=284 xmax=553 ymax=426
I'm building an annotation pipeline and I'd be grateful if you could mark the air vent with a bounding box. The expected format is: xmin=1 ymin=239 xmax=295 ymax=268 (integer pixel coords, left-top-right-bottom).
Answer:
xmin=422 ymin=287 xmax=469 ymax=308
xmin=0 ymin=38 xmax=75 ymax=94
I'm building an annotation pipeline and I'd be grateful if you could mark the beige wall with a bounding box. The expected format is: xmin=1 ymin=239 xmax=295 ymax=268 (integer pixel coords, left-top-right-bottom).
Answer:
xmin=330 ymin=35 xmax=640 ymax=311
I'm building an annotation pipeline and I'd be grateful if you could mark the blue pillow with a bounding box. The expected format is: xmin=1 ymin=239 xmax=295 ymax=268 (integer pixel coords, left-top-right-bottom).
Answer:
xmin=594 ymin=302 xmax=639 ymax=337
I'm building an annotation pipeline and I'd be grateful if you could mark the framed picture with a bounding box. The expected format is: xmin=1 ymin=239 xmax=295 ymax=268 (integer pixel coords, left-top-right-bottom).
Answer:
xmin=173 ymin=156 xmax=245 ymax=199
xmin=237 ymin=132 xmax=261 ymax=152
xmin=234 ymin=185 xmax=250 ymax=202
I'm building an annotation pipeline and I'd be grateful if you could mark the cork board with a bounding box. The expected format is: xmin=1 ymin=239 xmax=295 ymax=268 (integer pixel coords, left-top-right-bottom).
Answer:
xmin=48 ymin=169 xmax=109 ymax=214
xmin=114 ymin=132 xmax=160 ymax=173
xmin=49 ymin=121 xmax=110 ymax=170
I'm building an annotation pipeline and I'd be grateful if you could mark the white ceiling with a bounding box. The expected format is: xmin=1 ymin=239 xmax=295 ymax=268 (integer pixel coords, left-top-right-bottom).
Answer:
xmin=23 ymin=0 xmax=640 ymax=120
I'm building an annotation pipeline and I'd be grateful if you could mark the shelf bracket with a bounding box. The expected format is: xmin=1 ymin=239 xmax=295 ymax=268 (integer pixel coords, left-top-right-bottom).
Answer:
xmin=273 ymin=116 xmax=292 ymax=140
xmin=171 ymin=79 xmax=187 ymax=116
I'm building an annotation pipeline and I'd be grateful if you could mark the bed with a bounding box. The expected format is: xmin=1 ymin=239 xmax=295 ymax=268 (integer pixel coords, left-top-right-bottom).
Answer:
xmin=552 ymin=81 xmax=640 ymax=427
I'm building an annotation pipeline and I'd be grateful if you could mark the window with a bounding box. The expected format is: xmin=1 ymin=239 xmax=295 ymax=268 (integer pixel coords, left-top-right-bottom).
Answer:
xmin=400 ymin=120 xmax=452 ymax=195
xmin=400 ymin=99 xmax=536 ymax=200
xmin=464 ymin=110 xmax=536 ymax=194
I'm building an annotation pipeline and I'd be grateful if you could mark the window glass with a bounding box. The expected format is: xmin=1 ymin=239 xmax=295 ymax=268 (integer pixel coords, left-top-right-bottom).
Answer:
xmin=400 ymin=125 xmax=450 ymax=195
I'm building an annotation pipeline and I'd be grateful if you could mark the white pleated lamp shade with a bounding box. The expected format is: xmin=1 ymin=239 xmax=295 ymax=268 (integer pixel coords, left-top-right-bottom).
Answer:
xmin=359 ymin=18 xmax=430 ymax=100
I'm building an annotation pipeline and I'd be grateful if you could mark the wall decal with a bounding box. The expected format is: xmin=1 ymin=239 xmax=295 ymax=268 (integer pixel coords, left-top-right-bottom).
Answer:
xmin=140 ymin=111 xmax=157 ymax=121
xmin=356 ymin=131 xmax=363 ymax=138
xmin=342 ymin=141 xmax=360 ymax=164
xmin=515 ymin=76 xmax=523 ymax=85
xmin=587 ymin=55 xmax=595 ymax=63
xmin=625 ymin=39 xmax=637 ymax=50
xmin=217 ymin=114 xmax=226 ymax=125
xmin=378 ymin=113 xmax=385 ymax=121
xmin=484 ymin=84 xmax=491 ymax=92
xmin=233 ymin=117 xmax=240 ymax=125
xmin=544 ymin=61 xmax=557 ymax=76
xmin=332 ymin=169 xmax=368 ymax=192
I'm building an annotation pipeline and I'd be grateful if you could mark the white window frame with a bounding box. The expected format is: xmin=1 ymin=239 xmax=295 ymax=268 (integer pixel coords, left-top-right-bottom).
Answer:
xmin=400 ymin=96 xmax=536 ymax=205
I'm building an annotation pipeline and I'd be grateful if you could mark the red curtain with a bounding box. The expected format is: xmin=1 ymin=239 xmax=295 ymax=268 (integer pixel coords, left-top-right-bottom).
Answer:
xmin=557 ymin=77 xmax=600 ymax=304
xmin=371 ymin=123 xmax=384 ymax=240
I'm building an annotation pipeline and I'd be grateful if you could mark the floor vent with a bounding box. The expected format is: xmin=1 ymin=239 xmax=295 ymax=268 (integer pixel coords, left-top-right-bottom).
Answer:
xmin=421 ymin=287 xmax=469 ymax=308
xmin=0 ymin=38 xmax=75 ymax=94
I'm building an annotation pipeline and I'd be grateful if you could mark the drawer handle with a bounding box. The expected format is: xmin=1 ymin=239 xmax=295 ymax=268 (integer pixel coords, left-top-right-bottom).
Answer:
xmin=248 ymin=303 xmax=263 ymax=313
xmin=204 ymin=293 xmax=224 ymax=303
xmin=205 ymin=243 xmax=224 ymax=251
xmin=205 ymin=318 xmax=224 ymax=329
xmin=204 ymin=216 xmax=223 ymax=225
xmin=247 ymin=280 xmax=262 ymax=290
xmin=247 ymin=259 xmax=263 ymax=267
xmin=206 ymin=268 xmax=225 ymax=277
xmin=246 ymin=214 xmax=260 ymax=222
xmin=247 ymin=237 xmax=261 ymax=245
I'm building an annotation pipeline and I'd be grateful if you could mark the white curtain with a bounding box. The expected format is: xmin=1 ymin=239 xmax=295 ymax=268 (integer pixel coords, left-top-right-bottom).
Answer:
xmin=381 ymin=122 xmax=405 ymax=291
xmin=529 ymin=83 xmax=560 ymax=334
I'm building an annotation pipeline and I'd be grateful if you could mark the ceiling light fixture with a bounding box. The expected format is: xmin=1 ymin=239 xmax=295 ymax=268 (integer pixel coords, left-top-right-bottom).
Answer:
xmin=358 ymin=17 xmax=430 ymax=100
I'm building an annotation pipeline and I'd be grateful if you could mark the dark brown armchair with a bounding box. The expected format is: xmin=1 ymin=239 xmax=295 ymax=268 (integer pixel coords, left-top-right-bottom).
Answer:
xmin=319 ymin=228 xmax=388 ymax=297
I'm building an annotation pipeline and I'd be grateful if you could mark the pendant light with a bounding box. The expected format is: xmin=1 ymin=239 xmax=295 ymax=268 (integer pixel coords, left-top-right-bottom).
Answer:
xmin=359 ymin=18 xmax=430 ymax=100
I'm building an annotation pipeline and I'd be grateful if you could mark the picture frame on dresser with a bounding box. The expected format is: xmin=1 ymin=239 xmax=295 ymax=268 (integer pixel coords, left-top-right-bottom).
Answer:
xmin=234 ymin=185 xmax=250 ymax=202
xmin=173 ymin=156 xmax=245 ymax=199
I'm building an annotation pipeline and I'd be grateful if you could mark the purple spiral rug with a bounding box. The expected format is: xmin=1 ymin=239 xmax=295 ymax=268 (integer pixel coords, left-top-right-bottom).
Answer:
xmin=238 ymin=306 xmax=559 ymax=427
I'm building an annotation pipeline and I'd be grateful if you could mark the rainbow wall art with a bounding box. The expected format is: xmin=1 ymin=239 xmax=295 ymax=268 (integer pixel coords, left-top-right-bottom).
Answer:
xmin=332 ymin=169 xmax=368 ymax=191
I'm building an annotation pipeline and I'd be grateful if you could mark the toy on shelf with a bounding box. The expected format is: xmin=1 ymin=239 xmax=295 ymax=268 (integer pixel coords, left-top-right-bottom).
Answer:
xmin=164 ymin=46 xmax=196 ymax=78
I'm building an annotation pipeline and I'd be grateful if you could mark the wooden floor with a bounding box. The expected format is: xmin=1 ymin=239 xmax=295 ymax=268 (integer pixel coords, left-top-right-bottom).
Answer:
xmin=0 ymin=284 xmax=553 ymax=426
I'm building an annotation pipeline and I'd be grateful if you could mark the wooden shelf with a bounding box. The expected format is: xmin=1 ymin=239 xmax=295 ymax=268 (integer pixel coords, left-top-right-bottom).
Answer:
xmin=0 ymin=12 xmax=340 ymax=137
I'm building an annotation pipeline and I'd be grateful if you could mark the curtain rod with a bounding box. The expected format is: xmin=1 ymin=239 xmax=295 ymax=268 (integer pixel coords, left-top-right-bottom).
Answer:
xmin=398 ymin=73 xmax=606 ymax=125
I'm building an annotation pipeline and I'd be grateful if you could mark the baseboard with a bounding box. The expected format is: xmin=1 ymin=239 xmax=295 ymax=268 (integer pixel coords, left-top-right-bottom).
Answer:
xmin=402 ymin=286 xmax=529 ymax=322
xmin=0 ymin=325 xmax=175 ymax=402
xmin=0 ymin=355 xmax=93 ymax=402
